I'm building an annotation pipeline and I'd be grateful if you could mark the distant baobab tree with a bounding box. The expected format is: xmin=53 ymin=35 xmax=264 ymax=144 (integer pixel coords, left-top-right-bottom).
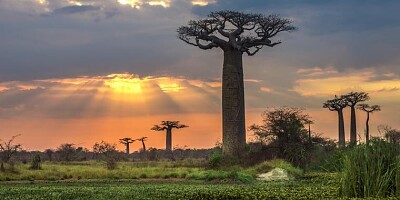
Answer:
xmin=136 ymin=137 xmax=148 ymax=153
xmin=357 ymin=104 xmax=381 ymax=144
xmin=304 ymin=118 xmax=314 ymax=144
xmin=119 ymin=138 xmax=135 ymax=154
xmin=323 ymin=96 xmax=348 ymax=148
xmin=178 ymin=10 xmax=296 ymax=157
xmin=342 ymin=92 xmax=369 ymax=146
xmin=151 ymin=121 xmax=188 ymax=152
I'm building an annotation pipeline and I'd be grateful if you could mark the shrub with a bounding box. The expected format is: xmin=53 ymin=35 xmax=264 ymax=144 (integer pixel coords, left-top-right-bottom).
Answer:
xmin=29 ymin=154 xmax=42 ymax=170
xmin=208 ymin=152 xmax=223 ymax=169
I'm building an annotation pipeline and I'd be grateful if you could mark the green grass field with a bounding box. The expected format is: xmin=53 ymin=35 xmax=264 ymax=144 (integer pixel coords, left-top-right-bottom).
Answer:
xmin=0 ymin=174 xmax=339 ymax=200
xmin=0 ymin=159 xmax=302 ymax=182
xmin=0 ymin=159 xmax=340 ymax=199
xmin=2 ymin=158 xmax=398 ymax=199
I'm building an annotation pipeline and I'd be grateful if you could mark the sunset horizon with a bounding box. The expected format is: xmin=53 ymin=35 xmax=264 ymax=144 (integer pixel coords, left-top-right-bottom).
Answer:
xmin=1 ymin=0 xmax=399 ymax=152
xmin=2 ymin=1 xmax=400 ymax=199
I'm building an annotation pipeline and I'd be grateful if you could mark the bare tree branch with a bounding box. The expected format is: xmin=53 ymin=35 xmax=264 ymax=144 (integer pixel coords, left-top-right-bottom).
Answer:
xmin=0 ymin=134 xmax=22 ymax=163
xmin=357 ymin=104 xmax=381 ymax=113
xmin=178 ymin=10 xmax=296 ymax=55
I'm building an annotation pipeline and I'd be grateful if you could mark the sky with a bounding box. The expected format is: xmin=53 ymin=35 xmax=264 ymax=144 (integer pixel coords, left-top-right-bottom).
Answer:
xmin=1 ymin=0 xmax=400 ymax=151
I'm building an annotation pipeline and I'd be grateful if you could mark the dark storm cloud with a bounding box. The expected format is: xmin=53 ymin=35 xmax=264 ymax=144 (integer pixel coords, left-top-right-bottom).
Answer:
xmin=1 ymin=0 xmax=400 ymax=84
xmin=192 ymin=0 xmax=400 ymax=72
xmin=50 ymin=5 xmax=101 ymax=15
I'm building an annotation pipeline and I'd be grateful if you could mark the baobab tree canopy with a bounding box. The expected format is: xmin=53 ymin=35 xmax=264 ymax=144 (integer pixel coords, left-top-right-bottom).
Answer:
xmin=357 ymin=104 xmax=381 ymax=113
xmin=151 ymin=121 xmax=188 ymax=131
xmin=178 ymin=10 xmax=295 ymax=158
xmin=178 ymin=11 xmax=296 ymax=55
xmin=343 ymin=92 xmax=370 ymax=106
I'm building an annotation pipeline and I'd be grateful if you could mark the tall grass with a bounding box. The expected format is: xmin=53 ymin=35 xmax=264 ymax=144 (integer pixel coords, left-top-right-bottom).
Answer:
xmin=340 ymin=139 xmax=400 ymax=198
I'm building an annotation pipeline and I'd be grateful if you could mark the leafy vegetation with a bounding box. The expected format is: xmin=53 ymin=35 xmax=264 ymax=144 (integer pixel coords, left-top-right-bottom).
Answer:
xmin=339 ymin=139 xmax=400 ymax=198
xmin=29 ymin=154 xmax=41 ymax=170
xmin=0 ymin=173 xmax=338 ymax=200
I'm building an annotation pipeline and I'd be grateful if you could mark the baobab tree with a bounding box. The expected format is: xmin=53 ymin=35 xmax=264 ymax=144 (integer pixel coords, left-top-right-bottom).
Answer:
xmin=357 ymin=104 xmax=381 ymax=144
xmin=342 ymin=92 xmax=369 ymax=146
xmin=119 ymin=138 xmax=135 ymax=154
xmin=151 ymin=121 xmax=188 ymax=152
xmin=178 ymin=10 xmax=296 ymax=157
xmin=323 ymin=96 xmax=348 ymax=148
xmin=136 ymin=137 xmax=148 ymax=153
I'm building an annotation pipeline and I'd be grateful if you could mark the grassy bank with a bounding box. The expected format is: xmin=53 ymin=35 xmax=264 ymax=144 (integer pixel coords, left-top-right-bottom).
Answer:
xmin=0 ymin=159 xmax=303 ymax=182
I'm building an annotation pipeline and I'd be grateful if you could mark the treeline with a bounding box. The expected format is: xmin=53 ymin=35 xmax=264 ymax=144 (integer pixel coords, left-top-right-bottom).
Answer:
xmin=8 ymin=144 xmax=216 ymax=164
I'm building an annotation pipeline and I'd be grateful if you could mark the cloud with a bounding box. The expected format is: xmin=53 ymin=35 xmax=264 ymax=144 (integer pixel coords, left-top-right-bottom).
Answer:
xmin=0 ymin=73 xmax=221 ymax=119
xmin=191 ymin=0 xmax=400 ymax=72
xmin=1 ymin=0 xmax=400 ymax=117
xmin=292 ymin=70 xmax=400 ymax=97
xmin=48 ymin=5 xmax=101 ymax=15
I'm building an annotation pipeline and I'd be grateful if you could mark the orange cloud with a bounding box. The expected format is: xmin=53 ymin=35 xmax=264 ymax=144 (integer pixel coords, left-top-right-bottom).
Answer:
xmin=260 ymin=87 xmax=273 ymax=93
xmin=0 ymin=73 xmax=222 ymax=119
xmin=293 ymin=70 xmax=400 ymax=97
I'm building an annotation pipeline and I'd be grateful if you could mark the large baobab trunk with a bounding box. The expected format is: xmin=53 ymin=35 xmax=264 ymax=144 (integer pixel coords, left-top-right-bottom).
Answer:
xmin=166 ymin=128 xmax=172 ymax=152
xmin=222 ymin=49 xmax=246 ymax=157
xmin=338 ymin=109 xmax=345 ymax=148
xmin=350 ymin=106 xmax=357 ymax=146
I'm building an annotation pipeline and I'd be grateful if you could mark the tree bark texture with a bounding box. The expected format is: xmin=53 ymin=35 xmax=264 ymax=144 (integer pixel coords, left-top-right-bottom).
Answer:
xmin=166 ymin=128 xmax=172 ymax=152
xmin=222 ymin=49 xmax=246 ymax=157
xmin=366 ymin=112 xmax=370 ymax=144
xmin=338 ymin=109 xmax=345 ymax=148
xmin=126 ymin=144 xmax=130 ymax=154
xmin=350 ymin=106 xmax=357 ymax=146
xmin=142 ymin=141 xmax=146 ymax=152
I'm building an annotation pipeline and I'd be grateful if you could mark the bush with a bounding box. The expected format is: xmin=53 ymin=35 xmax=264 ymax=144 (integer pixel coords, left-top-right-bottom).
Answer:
xmin=29 ymin=154 xmax=42 ymax=170
xmin=340 ymin=139 xmax=400 ymax=198
xmin=208 ymin=152 xmax=223 ymax=169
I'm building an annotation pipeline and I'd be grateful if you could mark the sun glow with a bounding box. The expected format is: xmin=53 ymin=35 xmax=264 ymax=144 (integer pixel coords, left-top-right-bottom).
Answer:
xmin=105 ymin=74 xmax=143 ymax=94
xmin=68 ymin=0 xmax=83 ymax=6
xmin=148 ymin=0 xmax=170 ymax=8
xmin=191 ymin=0 xmax=215 ymax=6
xmin=117 ymin=0 xmax=142 ymax=9
xmin=158 ymin=83 xmax=184 ymax=92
